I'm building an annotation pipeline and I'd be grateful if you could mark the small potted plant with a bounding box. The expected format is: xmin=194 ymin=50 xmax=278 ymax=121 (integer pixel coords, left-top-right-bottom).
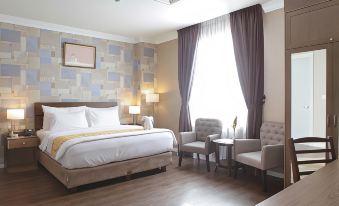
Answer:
xmin=232 ymin=116 xmax=237 ymax=139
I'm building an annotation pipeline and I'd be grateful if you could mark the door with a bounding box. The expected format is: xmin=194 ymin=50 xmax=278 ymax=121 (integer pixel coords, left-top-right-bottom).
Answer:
xmin=285 ymin=44 xmax=334 ymax=186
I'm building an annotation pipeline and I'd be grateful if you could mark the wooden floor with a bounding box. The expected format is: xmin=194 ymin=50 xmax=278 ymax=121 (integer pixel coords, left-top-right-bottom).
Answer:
xmin=0 ymin=155 xmax=283 ymax=206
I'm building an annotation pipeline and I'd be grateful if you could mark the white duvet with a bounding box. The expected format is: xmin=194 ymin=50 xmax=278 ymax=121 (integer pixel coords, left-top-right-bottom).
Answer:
xmin=38 ymin=125 xmax=177 ymax=169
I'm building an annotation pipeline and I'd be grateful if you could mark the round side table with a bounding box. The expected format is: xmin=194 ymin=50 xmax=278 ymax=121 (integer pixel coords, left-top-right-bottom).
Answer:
xmin=213 ymin=138 xmax=234 ymax=176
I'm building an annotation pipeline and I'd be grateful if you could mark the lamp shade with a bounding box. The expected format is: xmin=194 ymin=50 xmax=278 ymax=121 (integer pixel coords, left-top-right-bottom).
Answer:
xmin=129 ymin=106 xmax=140 ymax=114
xmin=146 ymin=93 xmax=159 ymax=103
xmin=7 ymin=109 xmax=25 ymax=120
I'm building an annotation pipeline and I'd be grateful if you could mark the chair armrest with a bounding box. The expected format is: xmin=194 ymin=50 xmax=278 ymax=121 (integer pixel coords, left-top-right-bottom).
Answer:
xmin=234 ymin=139 xmax=261 ymax=157
xmin=178 ymin=132 xmax=196 ymax=146
xmin=206 ymin=134 xmax=220 ymax=142
xmin=261 ymin=144 xmax=284 ymax=170
xmin=205 ymin=134 xmax=221 ymax=154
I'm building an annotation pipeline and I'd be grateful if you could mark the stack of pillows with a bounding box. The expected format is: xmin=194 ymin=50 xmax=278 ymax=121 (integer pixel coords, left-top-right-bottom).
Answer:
xmin=42 ymin=105 xmax=120 ymax=131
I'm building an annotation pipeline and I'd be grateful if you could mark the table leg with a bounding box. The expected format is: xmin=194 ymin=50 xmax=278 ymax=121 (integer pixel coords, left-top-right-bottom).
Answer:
xmin=227 ymin=145 xmax=232 ymax=176
xmin=215 ymin=144 xmax=220 ymax=172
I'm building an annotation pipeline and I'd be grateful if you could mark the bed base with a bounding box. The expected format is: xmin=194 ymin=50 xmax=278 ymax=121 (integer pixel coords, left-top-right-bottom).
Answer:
xmin=38 ymin=150 xmax=172 ymax=190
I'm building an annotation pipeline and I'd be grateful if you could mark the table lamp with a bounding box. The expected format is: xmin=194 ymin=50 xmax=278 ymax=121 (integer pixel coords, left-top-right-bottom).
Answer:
xmin=7 ymin=108 xmax=25 ymax=137
xmin=129 ymin=105 xmax=140 ymax=125
xmin=146 ymin=93 xmax=159 ymax=120
xmin=146 ymin=93 xmax=159 ymax=104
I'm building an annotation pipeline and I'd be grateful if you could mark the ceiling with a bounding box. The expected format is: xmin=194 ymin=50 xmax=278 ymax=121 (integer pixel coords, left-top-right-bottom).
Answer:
xmin=0 ymin=0 xmax=283 ymax=44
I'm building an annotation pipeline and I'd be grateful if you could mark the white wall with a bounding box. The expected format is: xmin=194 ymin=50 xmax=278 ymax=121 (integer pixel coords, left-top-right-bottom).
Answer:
xmin=263 ymin=9 xmax=285 ymax=123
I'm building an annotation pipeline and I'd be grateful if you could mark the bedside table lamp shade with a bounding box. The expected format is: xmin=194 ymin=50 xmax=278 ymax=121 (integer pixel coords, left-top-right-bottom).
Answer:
xmin=146 ymin=93 xmax=159 ymax=103
xmin=129 ymin=106 xmax=140 ymax=115
xmin=129 ymin=106 xmax=140 ymax=125
xmin=7 ymin=109 xmax=25 ymax=120
xmin=7 ymin=109 xmax=25 ymax=137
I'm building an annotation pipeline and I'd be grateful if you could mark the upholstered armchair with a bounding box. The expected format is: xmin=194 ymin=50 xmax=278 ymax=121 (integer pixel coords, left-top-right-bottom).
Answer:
xmin=234 ymin=122 xmax=284 ymax=191
xmin=178 ymin=118 xmax=222 ymax=172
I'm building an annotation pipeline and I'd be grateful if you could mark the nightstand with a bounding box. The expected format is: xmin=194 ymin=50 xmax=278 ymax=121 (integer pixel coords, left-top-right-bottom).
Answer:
xmin=4 ymin=136 xmax=39 ymax=173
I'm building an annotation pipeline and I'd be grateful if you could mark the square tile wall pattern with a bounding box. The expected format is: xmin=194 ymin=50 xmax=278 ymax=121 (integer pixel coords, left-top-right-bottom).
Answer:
xmin=0 ymin=22 xmax=158 ymax=137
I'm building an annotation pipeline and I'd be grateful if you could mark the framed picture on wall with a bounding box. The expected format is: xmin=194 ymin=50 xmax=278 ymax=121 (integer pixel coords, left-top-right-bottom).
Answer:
xmin=63 ymin=43 xmax=96 ymax=69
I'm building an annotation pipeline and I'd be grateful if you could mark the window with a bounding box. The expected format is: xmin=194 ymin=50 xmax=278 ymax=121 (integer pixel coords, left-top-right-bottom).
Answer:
xmin=189 ymin=15 xmax=247 ymax=137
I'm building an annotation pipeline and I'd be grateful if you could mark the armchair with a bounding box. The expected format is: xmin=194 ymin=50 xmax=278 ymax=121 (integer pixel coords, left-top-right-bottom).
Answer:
xmin=234 ymin=122 xmax=284 ymax=191
xmin=178 ymin=118 xmax=222 ymax=172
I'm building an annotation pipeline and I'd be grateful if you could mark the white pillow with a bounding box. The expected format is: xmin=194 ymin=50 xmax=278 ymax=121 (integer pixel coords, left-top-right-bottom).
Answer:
xmin=42 ymin=105 xmax=86 ymax=130
xmin=48 ymin=110 xmax=89 ymax=131
xmin=86 ymin=106 xmax=120 ymax=127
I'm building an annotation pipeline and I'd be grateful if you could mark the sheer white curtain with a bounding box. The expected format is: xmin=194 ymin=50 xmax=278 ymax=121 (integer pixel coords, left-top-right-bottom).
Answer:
xmin=190 ymin=15 xmax=247 ymax=138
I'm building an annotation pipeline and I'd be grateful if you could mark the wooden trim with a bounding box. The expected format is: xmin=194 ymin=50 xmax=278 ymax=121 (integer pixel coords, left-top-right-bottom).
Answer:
xmin=297 ymin=159 xmax=333 ymax=164
xmin=295 ymin=149 xmax=331 ymax=154
xmin=293 ymin=137 xmax=332 ymax=143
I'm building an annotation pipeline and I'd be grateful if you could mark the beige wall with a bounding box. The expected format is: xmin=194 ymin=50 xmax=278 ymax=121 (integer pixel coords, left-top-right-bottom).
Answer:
xmin=156 ymin=39 xmax=180 ymax=138
xmin=155 ymin=9 xmax=285 ymax=138
xmin=263 ymin=9 xmax=285 ymax=123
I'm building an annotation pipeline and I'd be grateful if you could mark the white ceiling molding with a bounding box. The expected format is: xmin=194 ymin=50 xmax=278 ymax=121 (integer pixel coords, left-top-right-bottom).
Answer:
xmin=261 ymin=0 xmax=284 ymax=13
xmin=152 ymin=31 xmax=178 ymax=44
xmin=0 ymin=13 xmax=138 ymax=44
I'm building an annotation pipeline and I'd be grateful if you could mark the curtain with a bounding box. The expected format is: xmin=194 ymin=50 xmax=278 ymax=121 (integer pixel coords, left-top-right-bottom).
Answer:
xmin=177 ymin=24 xmax=200 ymax=132
xmin=190 ymin=15 xmax=247 ymax=139
xmin=230 ymin=4 xmax=265 ymax=139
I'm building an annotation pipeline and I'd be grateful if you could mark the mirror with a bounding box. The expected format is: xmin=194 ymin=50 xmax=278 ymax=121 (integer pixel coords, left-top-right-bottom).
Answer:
xmin=291 ymin=49 xmax=327 ymax=174
xmin=291 ymin=49 xmax=327 ymax=138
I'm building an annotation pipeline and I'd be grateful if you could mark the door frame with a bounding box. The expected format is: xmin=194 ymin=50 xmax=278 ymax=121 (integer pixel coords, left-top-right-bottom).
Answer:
xmin=285 ymin=43 xmax=333 ymax=187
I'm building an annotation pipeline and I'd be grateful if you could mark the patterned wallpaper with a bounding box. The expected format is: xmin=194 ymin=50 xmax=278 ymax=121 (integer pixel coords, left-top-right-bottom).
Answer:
xmin=0 ymin=22 xmax=157 ymax=138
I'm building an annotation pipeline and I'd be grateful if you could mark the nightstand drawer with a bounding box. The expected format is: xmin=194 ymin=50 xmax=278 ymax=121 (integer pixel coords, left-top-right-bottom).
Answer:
xmin=7 ymin=138 xmax=38 ymax=149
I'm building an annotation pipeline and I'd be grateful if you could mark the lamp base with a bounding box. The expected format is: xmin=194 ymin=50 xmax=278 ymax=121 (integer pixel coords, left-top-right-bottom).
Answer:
xmin=9 ymin=130 xmax=18 ymax=138
xmin=132 ymin=114 xmax=137 ymax=125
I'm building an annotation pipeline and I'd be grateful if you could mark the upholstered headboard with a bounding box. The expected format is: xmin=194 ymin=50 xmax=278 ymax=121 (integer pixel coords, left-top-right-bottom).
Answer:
xmin=260 ymin=122 xmax=285 ymax=147
xmin=34 ymin=102 xmax=117 ymax=131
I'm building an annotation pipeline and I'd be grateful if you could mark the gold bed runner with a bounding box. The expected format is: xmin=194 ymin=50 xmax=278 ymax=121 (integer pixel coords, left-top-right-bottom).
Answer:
xmin=51 ymin=128 xmax=144 ymax=157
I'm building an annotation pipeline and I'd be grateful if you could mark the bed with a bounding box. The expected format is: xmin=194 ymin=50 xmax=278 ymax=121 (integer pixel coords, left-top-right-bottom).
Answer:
xmin=34 ymin=102 xmax=175 ymax=190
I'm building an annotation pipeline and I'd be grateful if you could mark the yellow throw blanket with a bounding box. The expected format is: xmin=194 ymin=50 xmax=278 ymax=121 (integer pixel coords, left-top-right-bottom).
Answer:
xmin=51 ymin=129 xmax=144 ymax=157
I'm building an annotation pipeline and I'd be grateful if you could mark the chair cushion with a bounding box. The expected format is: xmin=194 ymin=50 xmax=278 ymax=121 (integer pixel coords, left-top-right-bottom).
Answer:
xmin=181 ymin=141 xmax=207 ymax=154
xmin=236 ymin=151 xmax=262 ymax=170
xmin=260 ymin=122 xmax=284 ymax=147
xmin=195 ymin=118 xmax=222 ymax=141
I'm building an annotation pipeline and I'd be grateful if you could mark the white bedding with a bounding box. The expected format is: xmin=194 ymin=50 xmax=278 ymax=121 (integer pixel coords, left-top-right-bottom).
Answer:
xmin=37 ymin=125 xmax=176 ymax=169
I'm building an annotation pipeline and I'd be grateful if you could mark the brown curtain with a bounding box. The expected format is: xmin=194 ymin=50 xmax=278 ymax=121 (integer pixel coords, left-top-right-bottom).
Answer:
xmin=230 ymin=4 xmax=264 ymax=139
xmin=177 ymin=24 xmax=200 ymax=132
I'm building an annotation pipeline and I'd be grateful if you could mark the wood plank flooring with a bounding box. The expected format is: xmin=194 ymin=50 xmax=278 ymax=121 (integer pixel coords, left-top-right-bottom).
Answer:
xmin=0 ymin=155 xmax=283 ymax=206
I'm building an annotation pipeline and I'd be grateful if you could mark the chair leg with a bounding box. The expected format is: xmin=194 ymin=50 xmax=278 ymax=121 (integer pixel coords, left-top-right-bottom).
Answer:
xmin=178 ymin=152 xmax=183 ymax=167
xmin=262 ymin=170 xmax=267 ymax=192
xmin=206 ymin=155 xmax=210 ymax=172
xmin=234 ymin=161 xmax=238 ymax=178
